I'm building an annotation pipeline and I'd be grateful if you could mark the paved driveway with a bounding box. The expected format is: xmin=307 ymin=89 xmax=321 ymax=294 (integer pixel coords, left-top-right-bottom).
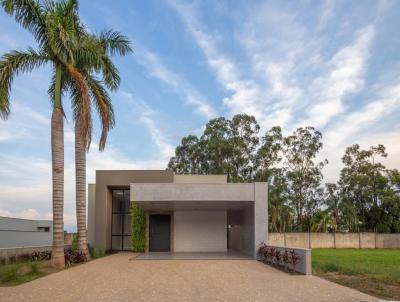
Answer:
xmin=0 ymin=253 xmax=378 ymax=302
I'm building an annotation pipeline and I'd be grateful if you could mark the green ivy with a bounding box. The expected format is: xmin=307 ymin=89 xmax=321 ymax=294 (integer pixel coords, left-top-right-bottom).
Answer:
xmin=131 ymin=204 xmax=146 ymax=252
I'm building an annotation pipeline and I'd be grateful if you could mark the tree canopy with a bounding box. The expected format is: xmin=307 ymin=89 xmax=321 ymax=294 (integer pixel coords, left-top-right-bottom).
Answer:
xmin=168 ymin=114 xmax=400 ymax=233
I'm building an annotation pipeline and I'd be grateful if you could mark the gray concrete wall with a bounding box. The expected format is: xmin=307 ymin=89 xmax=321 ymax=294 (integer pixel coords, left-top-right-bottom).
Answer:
xmin=376 ymin=234 xmax=400 ymax=248
xmin=268 ymin=232 xmax=400 ymax=249
xmin=0 ymin=217 xmax=52 ymax=248
xmin=310 ymin=233 xmax=334 ymax=248
xmin=131 ymin=183 xmax=255 ymax=202
xmin=285 ymin=233 xmax=310 ymax=248
xmin=241 ymin=206 xmax=254 ymax=256
xmin=93 ymin=170 xmax=174 ymax=250
xmin=0 ymin=235 xmax=74 ymax=263
xmin=263 ymin=245 xmax=312 ymax=275
xmin=174 ymin=175 xmax=227 ymax=184
xmin=87 ymin=184 xmax=96 ymax=247
xmin=174 ymin=211 xmax=227 ymax=252
xmin=335 ymin=233 xmax=360 ymax=248
xmin=254 ymin=183 xmax=268 ymax=258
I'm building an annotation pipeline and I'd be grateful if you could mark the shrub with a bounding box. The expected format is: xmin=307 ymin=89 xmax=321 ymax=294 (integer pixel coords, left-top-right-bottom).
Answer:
xmin=1 ymin=265 xmax=20 ymax=282
xmin=131 ymin=204 xmax=146 ymax=252
xmin=257 ymin=243 xmax=301 ymax=273
xmin=64 ymin=248 xmax=86 ymax=267
xmin=71 ymin=233 xmax=79 ymax=252
xmin=289 ymin=249 xmax=300 ymax=272
xmin=30 ymin=261 xmax=39 ymax=274
xmin=31 ymin=250 xmax=51 ymax=261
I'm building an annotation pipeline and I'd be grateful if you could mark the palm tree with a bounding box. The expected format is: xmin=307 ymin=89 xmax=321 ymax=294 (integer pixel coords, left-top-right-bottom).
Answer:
xmin=0 ymin=0 xmax=108 ymax=268
xmin=65 ymin=32 xmax=131 ymax=258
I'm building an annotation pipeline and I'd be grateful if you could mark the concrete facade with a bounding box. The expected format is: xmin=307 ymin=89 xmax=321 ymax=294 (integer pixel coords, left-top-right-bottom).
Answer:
xmin=90 ymin=170 xmax=174 ymax=250
xmin=0 ymin=217 xmax=52 ymax=248
xmin=88 ymin=170 xmax=268 ymax=258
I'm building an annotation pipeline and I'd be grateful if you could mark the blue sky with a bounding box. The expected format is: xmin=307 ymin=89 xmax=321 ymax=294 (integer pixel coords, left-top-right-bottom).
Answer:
xmin=1 ymin=0 xmax=400 ymax=231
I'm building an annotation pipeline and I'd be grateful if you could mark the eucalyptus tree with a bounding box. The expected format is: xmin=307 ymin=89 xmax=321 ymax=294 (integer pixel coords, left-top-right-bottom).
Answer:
xmin=339 ymin=144 xmax=391 ymax=232
xmin=282 ymin=127 xmax=327 ymax=231
xmin=168 ymin=114 xmax=260 ymax=182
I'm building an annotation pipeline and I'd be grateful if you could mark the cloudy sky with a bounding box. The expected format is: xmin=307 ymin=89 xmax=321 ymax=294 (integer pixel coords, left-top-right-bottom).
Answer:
xmin=1 ymin=0 xmax=400 ymax=231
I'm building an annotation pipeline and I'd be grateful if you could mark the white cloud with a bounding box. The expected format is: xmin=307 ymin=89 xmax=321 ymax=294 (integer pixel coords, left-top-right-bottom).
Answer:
xmin=119 ymin=91 xmax=175 ymax=161
xmin=167 ymin=0 xmax=263 ymax=120
xmin=135 ymin=46 xmax=216 ymax=119
xmin=305 ymin=25 xmax=375 ymax=128
xmin=316 ymin=0 xmax=336 ymax=32
xmin=320 ymin=82 xmax=400 ymax=182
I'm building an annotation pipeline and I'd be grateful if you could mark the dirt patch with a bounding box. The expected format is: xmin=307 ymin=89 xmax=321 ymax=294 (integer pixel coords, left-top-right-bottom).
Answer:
xmin=317 ymin=272 xmax=400 ymax=300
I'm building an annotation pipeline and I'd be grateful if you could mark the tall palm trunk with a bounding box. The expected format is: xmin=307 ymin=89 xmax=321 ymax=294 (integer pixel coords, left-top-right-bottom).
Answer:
xmin=75 ymin=119 xmax=90 ymax=259
xmin=51 ymin=64 xmax=65 ymax=269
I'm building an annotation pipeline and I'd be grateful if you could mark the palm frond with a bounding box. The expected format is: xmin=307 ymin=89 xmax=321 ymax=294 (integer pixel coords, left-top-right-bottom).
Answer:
xmin=1 ymin=0 xmax=47 ymax=46
xmin=0 ymin=48 xmax=49 ymax=119
xmin=98 ymin=55 xmax=120 ymax=91
xmin=86 ymin=75 xmax=115 ymax=150
xmin=64 ymin=63 xmax=92 ymax=148
xmin=99 ymin=29 xmax=132 ymax=56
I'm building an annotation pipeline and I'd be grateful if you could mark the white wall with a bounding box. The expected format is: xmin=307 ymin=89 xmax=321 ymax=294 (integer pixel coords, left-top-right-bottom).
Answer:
xmin=174 ymin=211 xmax=227 ymax=252
xmin=0 ymin=217 xmax=52 ymax=248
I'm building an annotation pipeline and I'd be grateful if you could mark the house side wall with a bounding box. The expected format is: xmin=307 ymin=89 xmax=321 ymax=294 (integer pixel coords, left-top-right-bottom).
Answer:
xmin=174 ymin=211 xmax=227 ymax=252
xmin=87 ymin=184 xmax=96 ymax=247
xmin=254 ymin=183 xmax=268 ymax=257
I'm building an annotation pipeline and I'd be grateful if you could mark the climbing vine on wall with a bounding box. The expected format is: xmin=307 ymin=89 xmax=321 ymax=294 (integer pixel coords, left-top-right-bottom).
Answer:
xmin=131 ymin=204 xmax=146 ymax=252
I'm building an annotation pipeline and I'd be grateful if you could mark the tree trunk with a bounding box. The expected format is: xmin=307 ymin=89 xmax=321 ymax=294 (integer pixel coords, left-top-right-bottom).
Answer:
xmin=75 ymin=120 xmax=90 ymax=259
xmin=51 ymin=65 xmax=65 ymax=269
xmin=51 ymin=107 xmax=65 ymax=268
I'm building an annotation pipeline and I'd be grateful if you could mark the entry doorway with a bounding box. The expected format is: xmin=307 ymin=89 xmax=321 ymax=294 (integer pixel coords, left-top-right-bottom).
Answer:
xmin=149 ymin=215 xmax=171 ymax=252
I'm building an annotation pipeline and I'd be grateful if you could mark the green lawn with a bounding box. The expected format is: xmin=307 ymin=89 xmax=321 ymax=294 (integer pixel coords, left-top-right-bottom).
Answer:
xmin=312 ymin=249 xmax=400 ymax=300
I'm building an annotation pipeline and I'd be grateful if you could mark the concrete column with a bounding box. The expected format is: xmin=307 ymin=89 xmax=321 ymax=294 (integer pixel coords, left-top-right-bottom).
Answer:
xmin=87 ymin=184 xmax=96 ymax=247
xmin=254 ymin=183 xmax=268 ymax=258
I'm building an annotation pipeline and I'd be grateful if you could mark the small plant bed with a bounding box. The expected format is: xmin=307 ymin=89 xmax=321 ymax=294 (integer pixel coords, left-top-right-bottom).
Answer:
xmin=0 ymin=245 xmax=109 ymax=287
xmin=0 ymin=260 xmax=56 ymax=286
xmin=312 ymin=249 xmax=400 ymax=300
xmin=258 ymin=243 xmax=300 ymax=274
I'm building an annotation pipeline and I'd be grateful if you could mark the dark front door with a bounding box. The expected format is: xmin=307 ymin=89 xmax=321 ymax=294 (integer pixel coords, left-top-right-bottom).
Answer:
xmin=149 ymin=215 xmax=171 ymax=252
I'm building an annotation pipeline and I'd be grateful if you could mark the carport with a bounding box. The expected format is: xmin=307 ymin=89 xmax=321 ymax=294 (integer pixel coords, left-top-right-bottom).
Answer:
xmin=130 ymin=182 xmax=268 ymax=259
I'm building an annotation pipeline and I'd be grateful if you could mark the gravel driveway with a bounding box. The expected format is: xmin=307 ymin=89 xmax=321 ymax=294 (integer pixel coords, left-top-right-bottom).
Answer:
xmin=0 ymin=253 xmax=378 ymax=302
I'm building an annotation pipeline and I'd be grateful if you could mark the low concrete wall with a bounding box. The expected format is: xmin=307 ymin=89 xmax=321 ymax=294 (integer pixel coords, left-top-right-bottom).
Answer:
xmin=268 ymin=232 xmax=400 ymax=249
xmin=0 ymin=234 xmax=75 ymax=264
xmin=259 ymin=245 xmax=312 ymax=275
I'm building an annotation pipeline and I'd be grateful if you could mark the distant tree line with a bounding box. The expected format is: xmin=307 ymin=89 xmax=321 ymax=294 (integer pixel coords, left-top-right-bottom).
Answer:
xmin=168 ymin=114 xmax=400 ymax=233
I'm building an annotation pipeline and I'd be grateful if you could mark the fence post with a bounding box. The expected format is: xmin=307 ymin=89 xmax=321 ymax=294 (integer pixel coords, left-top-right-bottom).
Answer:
xmin=283 ymin=232 xmax=286 ymax=247
xmin=308 ymin=231 xmax=311 ymax=249
xmin=375 ymin=232 xmax=377 ymax=249
xmin=359 ymin=232 xmax=361 ymax=249
xmin=333 ymin=232 xmax=336 ymax=249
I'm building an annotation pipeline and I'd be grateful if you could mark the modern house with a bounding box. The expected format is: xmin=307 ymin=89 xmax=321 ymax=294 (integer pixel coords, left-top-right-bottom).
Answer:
xmin=0 ymin=217 xmax=52 ymax=248
xmin=87 ymin=170 xmax=268 ymax=258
